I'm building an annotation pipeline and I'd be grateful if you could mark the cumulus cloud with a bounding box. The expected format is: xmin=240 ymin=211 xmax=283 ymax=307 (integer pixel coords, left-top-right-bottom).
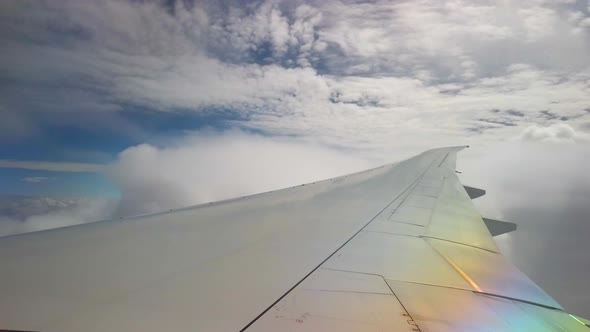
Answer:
xmin=2 ymin=0 xmax=590 ymax=232
xmin=1 ymin=0 xmax=589 ymax=150
xmin=520 ymin=123 xmax=589 ymax=143
xmin=107 ymin=130 xmax=374 ymax=216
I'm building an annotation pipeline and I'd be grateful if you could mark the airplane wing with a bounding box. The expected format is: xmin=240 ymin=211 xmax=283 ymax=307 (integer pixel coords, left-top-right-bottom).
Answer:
xmin=1 ymin=146 xmax=588 ymax=331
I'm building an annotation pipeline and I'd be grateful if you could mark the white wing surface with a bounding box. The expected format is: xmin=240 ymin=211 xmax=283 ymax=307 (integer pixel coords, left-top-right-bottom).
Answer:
xmin=1 ymin=147 xmax=588 ymax=331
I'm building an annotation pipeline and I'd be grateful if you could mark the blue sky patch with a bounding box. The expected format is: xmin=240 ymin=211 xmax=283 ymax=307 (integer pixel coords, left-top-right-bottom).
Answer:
xmin=0 ymin=168 xmax=120 ymax=198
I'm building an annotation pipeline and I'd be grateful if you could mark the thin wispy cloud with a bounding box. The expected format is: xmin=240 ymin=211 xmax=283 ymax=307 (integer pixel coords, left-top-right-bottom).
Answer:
xmin=0 ymin=160 xmax=104 ymax=173
xmin=21 ymin=176 xmax=53 ymax=183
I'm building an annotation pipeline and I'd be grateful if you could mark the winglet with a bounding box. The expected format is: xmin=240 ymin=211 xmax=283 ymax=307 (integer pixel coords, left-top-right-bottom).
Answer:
xmin=483 ymin=218 xmax=517 ymax=237
xmin=464 ymin=185 xmax=486 ymax=199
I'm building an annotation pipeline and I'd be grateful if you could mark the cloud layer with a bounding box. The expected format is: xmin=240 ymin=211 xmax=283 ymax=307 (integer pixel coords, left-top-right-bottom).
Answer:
xmin=1 ymin=0 xmax=589 ymax=150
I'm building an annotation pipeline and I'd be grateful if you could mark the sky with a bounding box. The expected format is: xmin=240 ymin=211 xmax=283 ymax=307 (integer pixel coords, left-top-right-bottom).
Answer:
xmin=0 ymin=0 xmax=589 ymax=317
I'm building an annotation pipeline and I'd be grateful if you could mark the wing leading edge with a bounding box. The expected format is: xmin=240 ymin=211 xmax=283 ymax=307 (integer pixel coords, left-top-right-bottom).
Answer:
xmin=0 ymin=147 xmax=587 ymax=331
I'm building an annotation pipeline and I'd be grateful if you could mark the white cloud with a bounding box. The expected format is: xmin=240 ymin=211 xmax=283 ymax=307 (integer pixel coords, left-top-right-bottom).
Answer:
xmin=520 ymin=123 xmax=589 ymax=143
xmin=107 ymin=130 xmax=374 ymax=216
xmin=520 ymin=6 xmax=558 ymax=42
xmin=458 ymin=141 xmax=590 ymax=219
xmin=1 ymin=0 xmax=589 ymax=151
xmin=0 ymin=196 xmax=116 ymax=237
xmin=1 ymin=0 xmax=590 ymax=238
xmin=1 ymin=1 xmax=588 ymax=220
xmin=580 ymin=17 xmax=590 ymax=28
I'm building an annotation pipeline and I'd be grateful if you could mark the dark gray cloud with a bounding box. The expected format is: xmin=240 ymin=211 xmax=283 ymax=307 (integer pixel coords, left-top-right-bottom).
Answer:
xmin=541 ymin=110 xmax=570 ymax=121
xmin=467 ymin=125 xmax=499 ymax=134
xmin=504 ymin=110 xmax=525 ymax=117
xmin=477 ymin=118 xmax=518 ymax=127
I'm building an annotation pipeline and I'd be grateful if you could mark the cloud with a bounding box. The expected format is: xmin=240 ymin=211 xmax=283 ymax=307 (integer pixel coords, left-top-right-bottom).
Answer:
xmin=2 ymin=0 xmax=589 ymax=235
xmin=107 ymin=130 xmax=374 ymax=216
xmin=520 ymin=123 xmax=589 ymax=143
xmin=207 ymin=1 xmax=323 ymax=67
xmin=1 ymin=0 xmax=589 ymax=153
xmin=0 ymin=195 xmax=76 ymax=220
xmin=0 ymin=195 xmax=116 ymax=237
xmin=0 ymin=160 xmax=104 ymax=172
xmin=21 ymin=176 xmax=52 ymax=183
xmin=460 ymin=142 xmax=590 ymax=212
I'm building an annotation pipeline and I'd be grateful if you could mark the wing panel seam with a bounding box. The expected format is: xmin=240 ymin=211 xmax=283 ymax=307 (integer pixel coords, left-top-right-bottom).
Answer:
xmin=422 ymin=236 xmax=500 ymax=253
xmin=240 ymin=154 xmax=442 ymax=331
